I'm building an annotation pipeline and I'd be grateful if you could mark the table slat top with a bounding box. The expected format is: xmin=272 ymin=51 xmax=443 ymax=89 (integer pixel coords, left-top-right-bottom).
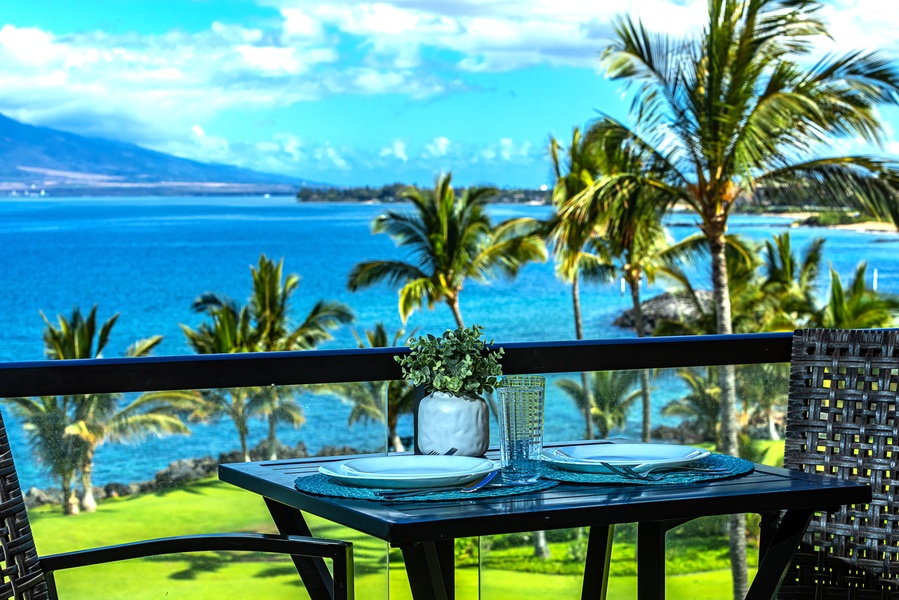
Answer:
xmin=219 ymin=447 xmax=871 ymax=545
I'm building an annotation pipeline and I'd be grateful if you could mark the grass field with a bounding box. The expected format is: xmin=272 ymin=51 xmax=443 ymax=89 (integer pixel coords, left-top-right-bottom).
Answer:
xmin=31 ymin=441 xmax=784 ymax=598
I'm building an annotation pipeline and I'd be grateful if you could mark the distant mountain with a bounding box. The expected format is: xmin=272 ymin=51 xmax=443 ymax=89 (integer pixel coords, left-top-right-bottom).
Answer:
xmin=0 ymin=113 xmax=323 ymax=196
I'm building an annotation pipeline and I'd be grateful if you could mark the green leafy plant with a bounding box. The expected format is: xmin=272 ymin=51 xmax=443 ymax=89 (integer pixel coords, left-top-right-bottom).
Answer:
xmin=395 ymin=324 xmax=504 ymax=396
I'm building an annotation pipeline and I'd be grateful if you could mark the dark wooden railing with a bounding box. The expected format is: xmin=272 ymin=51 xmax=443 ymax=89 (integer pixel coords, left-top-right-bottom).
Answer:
xmin=0 ymin=332 xmax=793 ymax=398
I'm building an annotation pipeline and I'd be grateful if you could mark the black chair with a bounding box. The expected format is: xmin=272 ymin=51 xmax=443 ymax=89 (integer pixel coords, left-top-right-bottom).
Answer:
xmin=0 ymin=411 xmax=354 ymax=600
xmin=780 ymin=328 xmax=899 ymax=598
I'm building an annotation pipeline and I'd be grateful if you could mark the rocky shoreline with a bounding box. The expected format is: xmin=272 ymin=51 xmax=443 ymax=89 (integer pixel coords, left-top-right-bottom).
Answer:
xmin=23 ymin=440 xmax=364 ymax=509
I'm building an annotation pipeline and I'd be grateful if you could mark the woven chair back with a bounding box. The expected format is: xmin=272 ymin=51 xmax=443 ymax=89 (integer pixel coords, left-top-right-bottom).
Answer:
xmin=0 ymin=410 xmax=48 ymax=599
xmin=781 ymin=328 xmax=899 ymax=597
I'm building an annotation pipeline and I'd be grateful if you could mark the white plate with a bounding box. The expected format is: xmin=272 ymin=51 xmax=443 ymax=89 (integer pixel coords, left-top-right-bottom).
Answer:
xmin=319 ymin=455 xmax=498 ymax=489
xmin=542 ymin=443 xmax=709 ymax=474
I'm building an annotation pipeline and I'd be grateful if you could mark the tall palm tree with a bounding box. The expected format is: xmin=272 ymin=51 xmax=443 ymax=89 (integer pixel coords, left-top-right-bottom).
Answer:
xmin=547 ymin=130 xmax=615 ymax=440
xmin=36 ymin=306 xmax=194 ymax=512
xmin=348 ymin=172 xmax=547 ymax=327
xmin=594 ymin=0 xmax=899 ymax=462
xmin=247 ymin=255 xmax=351 ymax=458
xmin=183 ymin=255 xmax=354 ymax=459
xmin=182 ymin=301 xmax=260 ymax=462
xmin=591 ymin=5 xmax=899 ymax=590
xmin=556 ymin=370 xmax=640 ymax=439
xmin=578 ymin=128 xmax=675 ymax=441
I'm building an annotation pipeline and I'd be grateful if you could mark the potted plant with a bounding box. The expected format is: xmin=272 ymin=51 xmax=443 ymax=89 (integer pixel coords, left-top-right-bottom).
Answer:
xmin=396 ymin=324 xmax=504 ymax=456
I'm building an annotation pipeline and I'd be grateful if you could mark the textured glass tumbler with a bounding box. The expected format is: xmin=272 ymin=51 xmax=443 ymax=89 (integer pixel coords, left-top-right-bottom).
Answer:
xmin=496 ymin=375 xmax=546 ymax=484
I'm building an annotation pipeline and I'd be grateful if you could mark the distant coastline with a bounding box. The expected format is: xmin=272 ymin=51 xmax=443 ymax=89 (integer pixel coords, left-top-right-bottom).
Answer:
xmin=760 ymin=211 xmax=899 ymax=234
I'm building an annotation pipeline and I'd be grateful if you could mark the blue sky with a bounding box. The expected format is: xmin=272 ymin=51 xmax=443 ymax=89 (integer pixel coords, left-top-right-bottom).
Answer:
xmin=1 ymin=0 xmax=898 ymax=187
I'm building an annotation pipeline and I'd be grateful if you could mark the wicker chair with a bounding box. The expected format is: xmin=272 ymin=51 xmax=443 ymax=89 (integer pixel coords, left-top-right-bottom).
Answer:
xmin=780 ymin=328 xmax=899 ymax=598
xmin=0 ymin=411 xmax=354 ymax=600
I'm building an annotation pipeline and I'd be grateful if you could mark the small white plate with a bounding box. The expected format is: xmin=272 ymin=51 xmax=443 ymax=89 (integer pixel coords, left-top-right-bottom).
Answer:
xmin=319 ymin=455 xmax=498 ymax=489
xmin=542 ymin=443 xmax=709 ymax=474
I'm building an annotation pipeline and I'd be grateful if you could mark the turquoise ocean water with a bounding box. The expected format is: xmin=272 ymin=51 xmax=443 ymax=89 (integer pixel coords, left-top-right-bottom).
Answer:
xmin=3 ymin=196 xmax=899 ymax=490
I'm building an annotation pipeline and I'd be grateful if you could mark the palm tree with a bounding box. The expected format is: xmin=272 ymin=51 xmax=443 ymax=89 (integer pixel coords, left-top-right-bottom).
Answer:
xmin=662 ymin=369 xmax=721 ymax=444
xmin=182 ymin=255 xmax=354 ymax=460
xmin=547 ymin=130 xmax=614 ymax=439
xmin=7 ymin=395 xmax=81 ymax=515
xmin=592 ymin=5 xmax=899 ymax=590
xmin=814 ymin=264 xmax=899 ymax=328
xmin=760 ymin=233 xmax=824 ymax=328
xmin=348 ymin=172 xmax=547 ymax=327
xmin=577 ymin=128 xmax=675 ymax=441
xmin=312 ymin=324 xmax=416 ymax=452
xmin=182 ymin=301 xmax=260 ymax=462
xmin=247 ymin=255 xmax=351 ymax=458
xmin=36 ymin=306 xmax=194 ymax=512
xmin=594 ymin=0 xmax=899 ymax=461
xmin=736 ymin=363 xmax=788 ymax=441
xmin=652 ymin=234 xmax=763 ymax=336
xmin=556 ymin=370 xmax=640 ymax=439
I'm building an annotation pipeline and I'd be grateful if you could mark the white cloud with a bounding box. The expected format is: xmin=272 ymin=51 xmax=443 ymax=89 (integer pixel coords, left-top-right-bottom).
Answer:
xmin=380 ymin=139 xmax=408 ymax=161
xmin=272 ymin=0 xmax=710 ymax=72
xmin=424 ymin=136 xmax=451 ymax=157
xmin=314 ymin=144 xmax=350 ymax=169
xmin=476 ymin=138 xmax=534 ymax=163
xmin=0 ymin=1 xmax=896 ymax=184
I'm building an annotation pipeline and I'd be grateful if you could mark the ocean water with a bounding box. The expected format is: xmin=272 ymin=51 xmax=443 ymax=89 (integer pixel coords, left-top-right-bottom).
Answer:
xmin=2 ymin=196 xmax=899 ymax=490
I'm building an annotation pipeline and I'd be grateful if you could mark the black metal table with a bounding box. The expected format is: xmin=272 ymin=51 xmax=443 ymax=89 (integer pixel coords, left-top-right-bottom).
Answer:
xmin=219 ymin=447 xmax=870 ymax=600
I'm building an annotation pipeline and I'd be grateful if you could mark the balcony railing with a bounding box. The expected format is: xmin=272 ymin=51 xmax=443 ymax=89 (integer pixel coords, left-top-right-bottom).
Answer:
xmin=0 ymin=332 xmax=793 ymax=398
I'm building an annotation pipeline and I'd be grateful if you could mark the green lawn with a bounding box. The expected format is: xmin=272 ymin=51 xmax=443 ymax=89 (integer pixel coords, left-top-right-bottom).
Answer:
xmin=32 ymin=440 xmax=785 ymax=598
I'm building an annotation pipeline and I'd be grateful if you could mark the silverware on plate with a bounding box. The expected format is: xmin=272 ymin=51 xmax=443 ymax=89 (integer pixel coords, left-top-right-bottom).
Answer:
xmin=377 ymin=470 xmax=499 ymax=499
xmin=599 ymin=462 xmax=728 ymax=481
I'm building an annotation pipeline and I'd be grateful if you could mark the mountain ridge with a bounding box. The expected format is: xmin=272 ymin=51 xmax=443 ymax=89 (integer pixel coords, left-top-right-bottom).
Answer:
xmin=0 ymin=113 xmax=323 ymax=196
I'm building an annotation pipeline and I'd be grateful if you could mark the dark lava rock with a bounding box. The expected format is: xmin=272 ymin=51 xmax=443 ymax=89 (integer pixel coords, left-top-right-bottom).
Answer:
xmin=614 ymin=291 xmax=714 ymax=335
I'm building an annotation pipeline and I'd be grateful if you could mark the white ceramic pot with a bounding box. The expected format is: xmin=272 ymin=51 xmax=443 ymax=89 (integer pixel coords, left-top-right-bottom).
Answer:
xmin=417 ymin=391 xmax=490 ymax=457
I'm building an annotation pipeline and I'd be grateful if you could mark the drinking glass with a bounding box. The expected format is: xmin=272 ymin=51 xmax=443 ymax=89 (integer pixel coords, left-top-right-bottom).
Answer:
xmin=496 ymin=375 xmax=545 ymax=483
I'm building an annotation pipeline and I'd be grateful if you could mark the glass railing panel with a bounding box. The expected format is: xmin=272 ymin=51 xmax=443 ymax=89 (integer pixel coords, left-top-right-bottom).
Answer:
xmin=1 ymin=381 xmax=392 ymax=598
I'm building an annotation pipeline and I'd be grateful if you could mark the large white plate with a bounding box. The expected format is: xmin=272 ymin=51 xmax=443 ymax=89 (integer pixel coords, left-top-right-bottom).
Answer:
xmin=319 ymin=455 xmax=498 ymax=489
xmin=542 ymin=443 xmax=709 ymax=474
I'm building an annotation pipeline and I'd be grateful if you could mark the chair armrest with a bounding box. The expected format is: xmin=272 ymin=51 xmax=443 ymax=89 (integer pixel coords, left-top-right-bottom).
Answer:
xmin=39 ymin=532 xmax=351 ymax=571
xmin=40 ymin=533 xmax=353 ymax=599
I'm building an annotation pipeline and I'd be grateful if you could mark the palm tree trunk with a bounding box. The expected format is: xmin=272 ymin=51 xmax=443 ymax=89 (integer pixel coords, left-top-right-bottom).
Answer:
xmin=768 ymin=410 xmax=780 ymax=441
xmin=80 ymin=448 xmax=97 ymax=512
xmin=628 ymin=274 xmax=653 ymax=443
xmin=388 ymin=413 xmax=405 ymax=452
xmin=573 ymin=279 xmax=595 ymax=440
xmin=572 ymin=277 xmax=584 ymax=340
xmin=267 ymin=414 xmax=278 ymax=460
xmin=708 ymin=229 xmax=749 ymax=600
xmin=240 ymin=432 xmax=250 ymax=462
xmin=62 ymin=476 xmax=79 ymax=516
xmin=448 ymin=296 xmax=465 ymax=328
xmin=389 ymin=432 xmax=405 ymax=452
xmin=533 ymin=530 xmax=550 ymax=559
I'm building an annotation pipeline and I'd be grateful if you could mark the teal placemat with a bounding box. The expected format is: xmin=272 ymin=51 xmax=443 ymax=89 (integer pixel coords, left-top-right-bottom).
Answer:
xmin=541 ymin=453 xmax=753 ymax=485
xmin=296 ymin=474 xmax=558 ymax=501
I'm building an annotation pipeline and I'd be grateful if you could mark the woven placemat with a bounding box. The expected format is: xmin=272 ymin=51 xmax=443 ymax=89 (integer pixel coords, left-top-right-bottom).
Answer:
xmin=541 ymin=453 xmax=754 ymax=485
xmin=296 ymin=473 xmax=558 ymax=502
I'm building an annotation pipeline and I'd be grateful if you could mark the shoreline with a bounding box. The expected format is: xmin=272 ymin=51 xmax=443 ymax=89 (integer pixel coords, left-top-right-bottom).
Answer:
xmin=759 ymin=211 xmax=899 ymax=234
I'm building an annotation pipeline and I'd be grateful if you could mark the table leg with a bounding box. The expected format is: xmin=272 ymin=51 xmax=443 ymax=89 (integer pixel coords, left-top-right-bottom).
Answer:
xmin=745 ymin=509 xmax=813 ymax=600
xmin=637 ymin=522 xmax=667 ymax=600
xmin=581 ymin=525 xmax=613 ymax=600
xmin=264 ymin=497 xmax=335 ymax=600
xmin=400 ymin=540 xmax=454 ymax=600
xmin=758 ymin=511 xmax=780 ymax=559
